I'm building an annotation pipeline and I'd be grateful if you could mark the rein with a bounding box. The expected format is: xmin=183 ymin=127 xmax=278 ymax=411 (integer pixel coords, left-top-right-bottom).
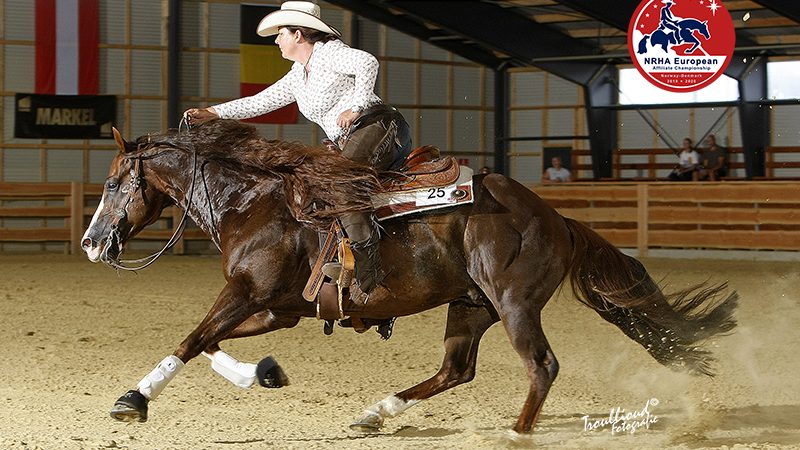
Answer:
xmin=102 ymin=117 xmax=201 ymax=271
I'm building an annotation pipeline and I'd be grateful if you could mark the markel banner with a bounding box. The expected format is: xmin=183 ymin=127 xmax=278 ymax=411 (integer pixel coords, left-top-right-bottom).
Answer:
xmin=14 ymin=93 xmax=116 ymax=139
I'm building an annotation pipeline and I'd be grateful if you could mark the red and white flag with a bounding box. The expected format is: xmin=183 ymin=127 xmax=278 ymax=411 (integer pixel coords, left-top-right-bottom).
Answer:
xmin=35 ymin=0 xmax=99 ymax=95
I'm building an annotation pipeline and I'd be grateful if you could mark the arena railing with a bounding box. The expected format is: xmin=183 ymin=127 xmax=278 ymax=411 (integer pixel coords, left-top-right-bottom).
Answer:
xmin=3 ymin=181 xmax=800 ymax=255
xmin=570 ymin=146 xmax=800 ymax=181
xmin=533 ymin=181 xmax=800 ymax=256
xmin=0 ymin=182 xmax=208 ymax=255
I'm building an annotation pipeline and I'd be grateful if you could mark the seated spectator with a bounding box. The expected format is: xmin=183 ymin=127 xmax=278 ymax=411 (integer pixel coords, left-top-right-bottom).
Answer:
xmin=695 ymin=134 xmax=728 ymax=181
xmin=668 ymin=138 xmax=699 ymax=181
xmin=543 ymin=156 xmax=572 ymax=183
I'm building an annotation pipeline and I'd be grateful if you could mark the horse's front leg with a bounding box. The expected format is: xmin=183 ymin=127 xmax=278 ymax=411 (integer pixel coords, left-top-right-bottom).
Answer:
xmin=683 ymin=33 xmax=700 ymax=53
xmin=200 ymin=311 xmax=300 ymax=390
xmin=110 ymin=274 xmax=265 ymax=423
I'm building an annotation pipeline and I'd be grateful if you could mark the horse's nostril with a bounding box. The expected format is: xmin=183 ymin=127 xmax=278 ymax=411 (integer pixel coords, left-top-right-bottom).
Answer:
xmin=82 ymin=238 xmax=93 ymax=249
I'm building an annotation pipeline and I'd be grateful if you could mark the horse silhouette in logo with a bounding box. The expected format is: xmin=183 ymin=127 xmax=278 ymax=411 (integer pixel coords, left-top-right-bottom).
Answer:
xmin=638 ymin=14 xmax=711 ymax=55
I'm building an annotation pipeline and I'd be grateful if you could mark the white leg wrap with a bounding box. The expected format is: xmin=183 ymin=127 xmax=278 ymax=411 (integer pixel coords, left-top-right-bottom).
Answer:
xmin=365 ymin=395 xmax=418 ymax=419
xmin=203 ymin=351 xmax=257 ymax=389
xmin=136 ymin=355 xmax=184 ymax=401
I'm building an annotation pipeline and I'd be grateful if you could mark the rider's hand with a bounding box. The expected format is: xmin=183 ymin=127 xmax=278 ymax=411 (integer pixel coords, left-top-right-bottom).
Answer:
xmin=184 ymin=107 xmax=219 ymax=126
xmin=336 ymin=108 xmax=360 ymax=129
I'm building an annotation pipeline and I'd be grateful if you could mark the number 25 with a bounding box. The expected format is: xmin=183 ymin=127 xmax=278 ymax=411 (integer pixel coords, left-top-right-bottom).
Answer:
xmin=427 ymin=188 xmax=445 ymax=199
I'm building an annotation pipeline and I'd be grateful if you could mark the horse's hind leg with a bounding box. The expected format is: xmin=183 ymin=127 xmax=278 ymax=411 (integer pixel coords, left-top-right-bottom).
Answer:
xmin=477 ymin=276 xmax=560 ymax=433
xmin=351 ymin=300 xmax=498 ymax=431
xmin=465 ymin=176 xmax=567 ymax=433
xmin=505 ymin=315 xmax=559 ymax=433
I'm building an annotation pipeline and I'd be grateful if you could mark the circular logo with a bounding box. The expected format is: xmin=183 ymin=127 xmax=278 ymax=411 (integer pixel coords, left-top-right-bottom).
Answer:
xmin=628 ymin=0 xmax=735 ymax=92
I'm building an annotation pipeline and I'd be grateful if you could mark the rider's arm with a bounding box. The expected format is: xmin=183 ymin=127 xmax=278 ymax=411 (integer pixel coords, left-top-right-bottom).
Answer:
xmin=213 ymin=69 xmax=298 ymax=120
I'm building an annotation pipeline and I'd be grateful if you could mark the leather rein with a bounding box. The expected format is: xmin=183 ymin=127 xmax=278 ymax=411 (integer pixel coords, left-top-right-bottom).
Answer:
xmin=101 ymin=117 xmax=201 ymax=271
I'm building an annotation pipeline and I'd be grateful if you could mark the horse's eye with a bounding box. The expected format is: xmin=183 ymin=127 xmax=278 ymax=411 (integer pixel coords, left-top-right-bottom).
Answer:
xmin=106 ymin=180 xmax=119 ymax=191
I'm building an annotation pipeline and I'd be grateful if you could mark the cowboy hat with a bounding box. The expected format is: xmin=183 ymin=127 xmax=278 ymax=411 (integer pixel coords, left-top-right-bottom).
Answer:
xmin=257 ymin=1 xmax=341 ymax=37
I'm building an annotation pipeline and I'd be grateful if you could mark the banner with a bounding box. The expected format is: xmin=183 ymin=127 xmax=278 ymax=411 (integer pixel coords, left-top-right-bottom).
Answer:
xmin=35 ymin=0 xmax=100 ymax=95
xmin=240 ymin=4 xmax=298 ymax=124
xmin=14 ymin=93 xmax=115 ymax=139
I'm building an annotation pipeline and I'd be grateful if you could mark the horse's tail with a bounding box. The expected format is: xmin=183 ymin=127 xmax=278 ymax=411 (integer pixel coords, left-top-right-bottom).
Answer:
xmin=637 ymin=35 xmax=649 ymax=54
xmin=563 ymin=218 xmax=738 ymax=376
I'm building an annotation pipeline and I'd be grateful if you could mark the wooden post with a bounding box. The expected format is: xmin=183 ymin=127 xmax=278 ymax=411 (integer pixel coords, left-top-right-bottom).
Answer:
xmin=648 ymin=152 xmax=656 ymax=178
xmin=766 ymin=147 xmax=774 ymax=178
xmin=637 ymin=183 xmax=649 ymax=257
xmin=69 ymin=182 xmax=85 ymax=255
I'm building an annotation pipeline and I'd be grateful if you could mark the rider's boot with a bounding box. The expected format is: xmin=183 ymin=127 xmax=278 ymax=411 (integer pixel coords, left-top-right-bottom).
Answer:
xmin=322 ymin=212 xmax=385 ymax=297
xmin=342 ymin=211 xmax=385 ymax=296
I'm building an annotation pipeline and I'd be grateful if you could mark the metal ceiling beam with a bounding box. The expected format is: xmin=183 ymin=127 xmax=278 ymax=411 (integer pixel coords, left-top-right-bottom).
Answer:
xmin=388 ymin=0 xmax=607 ymax=84
xmin=323 ymin=0 xmax=504 ymax=68
xmin=556 ymin=0 xmax=641 ymax=30
xmin=752 ymin=0 xmax=800 ymax=24
xmin=559 ymin=0 xmax=761 ymax=49
xmin=559 ymin=0 xmax=765 ymax=81
xmin=387 ymin=1 xmax=621 ymax=175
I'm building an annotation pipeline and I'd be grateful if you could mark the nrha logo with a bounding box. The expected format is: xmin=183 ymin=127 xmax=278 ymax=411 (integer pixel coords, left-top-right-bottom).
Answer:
xmin=628 ymin=0 xmax=735 ymax=92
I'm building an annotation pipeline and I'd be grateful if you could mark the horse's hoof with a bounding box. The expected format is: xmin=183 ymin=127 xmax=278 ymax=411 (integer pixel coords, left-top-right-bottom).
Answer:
xmin=256 ymin=356 xmax=289 ymax=388
xmin=376 ymin=317 xmax=396 ymax=340
xmin=110 ymin=390 xmax=148 ymax=423
xmin=349 ymin=411 xmax=384 ymax=432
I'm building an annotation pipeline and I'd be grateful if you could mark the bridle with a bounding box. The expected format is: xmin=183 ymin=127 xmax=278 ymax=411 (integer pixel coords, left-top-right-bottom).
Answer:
xmin=101 ymin=117 xmax=199 ymax=271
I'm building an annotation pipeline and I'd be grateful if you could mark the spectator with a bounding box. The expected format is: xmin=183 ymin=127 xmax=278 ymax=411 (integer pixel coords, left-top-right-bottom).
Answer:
xmin=695 ymin=134 xmax=728 ymax=181
xmin=543 ymin=156 xmax=572 ymax=184
xmin=668 ymin=138 xmax=699 ymax=181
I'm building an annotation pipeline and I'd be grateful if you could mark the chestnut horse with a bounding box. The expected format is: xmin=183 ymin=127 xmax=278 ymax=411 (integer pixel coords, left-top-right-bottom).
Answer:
xmin=81 ymin=120 xmax=737 ymax=433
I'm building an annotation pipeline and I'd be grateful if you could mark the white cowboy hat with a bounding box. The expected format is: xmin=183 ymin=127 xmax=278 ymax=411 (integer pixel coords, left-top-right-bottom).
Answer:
xmin=257 ymin=1 xmax=341 ymax=37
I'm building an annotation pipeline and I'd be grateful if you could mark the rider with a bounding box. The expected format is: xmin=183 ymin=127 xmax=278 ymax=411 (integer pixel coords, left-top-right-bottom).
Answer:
xmin=659 ymin=0 xmax=682 ymax=43
xmin=185 ymin=1 xmax=412 ymax=299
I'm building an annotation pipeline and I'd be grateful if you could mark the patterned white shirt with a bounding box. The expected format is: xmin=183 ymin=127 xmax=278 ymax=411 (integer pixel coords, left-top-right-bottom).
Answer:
xmin=214 ymin=39 xmax=382 ymax=141
xmin=678 ymin=150 xmax=699 ymax=168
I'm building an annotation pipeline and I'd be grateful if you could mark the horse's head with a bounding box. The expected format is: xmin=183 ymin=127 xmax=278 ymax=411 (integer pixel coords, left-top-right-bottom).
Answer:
xmin=81 ymin=128 xmax=175 ymax=264
xmin=699 ymin=20 xmax=710 ymax=39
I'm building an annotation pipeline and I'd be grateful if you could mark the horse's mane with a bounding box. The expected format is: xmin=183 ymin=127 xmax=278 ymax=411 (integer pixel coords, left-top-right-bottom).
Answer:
xmin=135 ymin=119 xmax=380 ymax=230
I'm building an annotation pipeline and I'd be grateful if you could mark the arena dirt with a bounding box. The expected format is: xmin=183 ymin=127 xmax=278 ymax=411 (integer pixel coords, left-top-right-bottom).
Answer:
xmin=1 ymin=254 xmax=798 ymax=449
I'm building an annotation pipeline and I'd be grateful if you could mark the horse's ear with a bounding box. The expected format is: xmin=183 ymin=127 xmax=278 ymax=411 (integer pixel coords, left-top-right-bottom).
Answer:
xmin=112 ymin=127 xmax=128 ymax=154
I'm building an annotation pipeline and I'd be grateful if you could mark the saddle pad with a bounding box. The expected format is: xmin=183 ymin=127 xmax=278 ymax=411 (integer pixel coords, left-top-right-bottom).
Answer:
xmin=372 ymin=166 xmax=474 ymax=221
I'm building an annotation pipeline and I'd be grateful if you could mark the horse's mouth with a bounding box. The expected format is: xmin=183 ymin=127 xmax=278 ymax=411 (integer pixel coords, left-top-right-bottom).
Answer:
xmin=100 ymin=232 xmax=123 ymax=265
xmin=83 ymin=233 xmax=123 ymax=264
xmin=85 ymin=243 xmax=104 ymax=263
